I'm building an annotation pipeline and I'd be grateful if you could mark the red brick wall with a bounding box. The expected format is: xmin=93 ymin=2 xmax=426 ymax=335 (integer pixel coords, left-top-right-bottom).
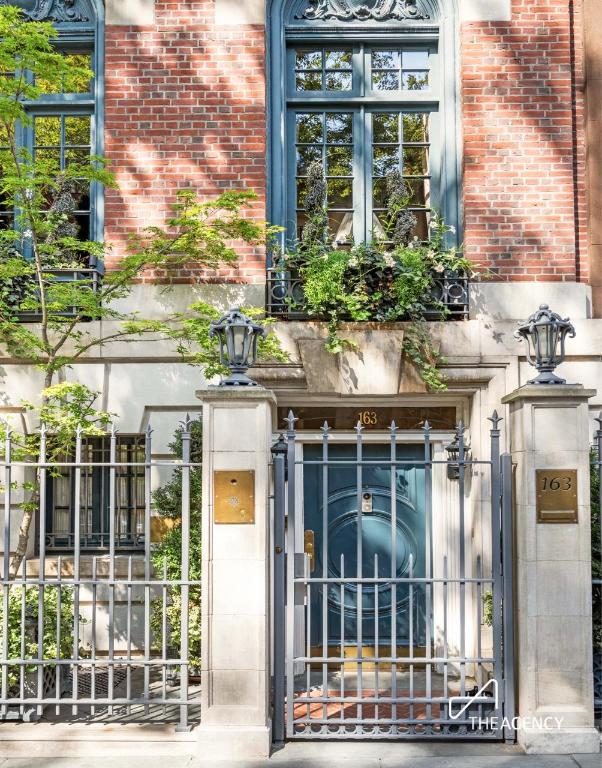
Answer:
xmin=462 ymin=0 xmax=587 ymax=282
xmin=104 ymin=0 xmax=267 ymax=283
xmin=104 ymin=0 xmax=587 ymax=285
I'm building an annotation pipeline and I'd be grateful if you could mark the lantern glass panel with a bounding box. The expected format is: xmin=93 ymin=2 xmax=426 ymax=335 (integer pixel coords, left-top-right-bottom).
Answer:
xmin=231 ymin=326 xmax=247 ymax=364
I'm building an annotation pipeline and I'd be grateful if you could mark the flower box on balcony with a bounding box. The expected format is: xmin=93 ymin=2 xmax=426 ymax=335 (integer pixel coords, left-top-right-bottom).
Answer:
xmin=266 ymin=267 xmax=470 ymax=321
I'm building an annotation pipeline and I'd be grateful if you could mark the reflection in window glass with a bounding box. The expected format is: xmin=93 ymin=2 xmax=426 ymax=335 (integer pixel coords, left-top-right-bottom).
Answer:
xmin=295 ymin=48 xmax=353 ymax=92
xmin=371 ymin=112 xmax=430 ymax=241
xmin=371 ymin=48 xmax=429 ymax=92
xmin=287 ymin=43 xmax=439 ymax=244
xmin=295 ymin=111 xmax=354 ymax=244
xmin=33 ymin=114 xmax=92 ymax=240
xmin=36 ymin=52 xmax=93 ymax=94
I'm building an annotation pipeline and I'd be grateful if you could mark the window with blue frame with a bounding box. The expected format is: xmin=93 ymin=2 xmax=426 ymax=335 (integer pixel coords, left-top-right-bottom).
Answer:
xmin=269 ymin=0 xmax=460 ymax=253
xmin=0 ymin=0 xmax=104 ymax=244
xmin=45 ymin=435 xmax=146 ymax=552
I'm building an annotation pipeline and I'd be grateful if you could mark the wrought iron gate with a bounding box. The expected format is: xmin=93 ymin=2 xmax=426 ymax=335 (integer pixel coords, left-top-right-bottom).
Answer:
xmin=272 ymin=412 xmax=515 ymax=741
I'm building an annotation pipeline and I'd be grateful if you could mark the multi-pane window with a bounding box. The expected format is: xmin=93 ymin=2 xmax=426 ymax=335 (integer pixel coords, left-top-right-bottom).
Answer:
xmin=0 ymin=23 xmax=100 ymax=243
xmin=286 ymin=43 xmax=438 ymax=245
xmin=33 ymin=113 xmax=93 ymax=240
xmin=46 ymin=436 xmax=146 ymax=552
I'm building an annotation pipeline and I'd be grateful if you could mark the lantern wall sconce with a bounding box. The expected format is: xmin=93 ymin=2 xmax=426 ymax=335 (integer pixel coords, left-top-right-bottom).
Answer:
xmin=514 ymin=304 xmax=576 ymax=385
xmin=445 ymin=429 xmax=470 ymax=480
xmin=209 ymin=308 xmax=267 ymax=387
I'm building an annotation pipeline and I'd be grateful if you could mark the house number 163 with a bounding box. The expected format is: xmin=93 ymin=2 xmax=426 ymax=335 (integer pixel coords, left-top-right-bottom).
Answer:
xmin=541 ymin=475 xmax=573 ymax=491
xmin=358 ymin=411 xmax=378 ymax=425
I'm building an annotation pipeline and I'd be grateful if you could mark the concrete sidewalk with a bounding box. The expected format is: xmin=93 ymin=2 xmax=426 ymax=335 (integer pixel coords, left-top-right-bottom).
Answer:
xmin=0 ymin=742 xmax=599 ymax=768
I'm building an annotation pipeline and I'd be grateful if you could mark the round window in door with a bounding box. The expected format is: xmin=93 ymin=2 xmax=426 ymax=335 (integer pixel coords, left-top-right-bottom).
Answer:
xmin=303 ymin=443 xmax=428 ymax=652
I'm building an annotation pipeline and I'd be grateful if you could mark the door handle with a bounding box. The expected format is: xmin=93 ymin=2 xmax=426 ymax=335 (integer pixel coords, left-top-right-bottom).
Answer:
xmin=304 ymin=529 xmax=315 ymax=573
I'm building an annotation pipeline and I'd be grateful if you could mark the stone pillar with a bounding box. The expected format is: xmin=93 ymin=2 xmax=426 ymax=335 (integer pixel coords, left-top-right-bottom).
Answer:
xmin=501 ymin=384 xmax=599 ymax=754
xmin=195 ymin=387 xmax=276 ymax=759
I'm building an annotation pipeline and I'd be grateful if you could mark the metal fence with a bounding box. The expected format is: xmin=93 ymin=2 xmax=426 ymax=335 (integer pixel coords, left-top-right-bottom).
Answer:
xmin=592 ymin=416 xmax=602 ymax=720
xmin=0 ymin=420 xmax=201 ymax=729
xmin=272 ymin=412 xmax=515 ymax=741
xmin=266 ymin=268 xmax=470 ymax=320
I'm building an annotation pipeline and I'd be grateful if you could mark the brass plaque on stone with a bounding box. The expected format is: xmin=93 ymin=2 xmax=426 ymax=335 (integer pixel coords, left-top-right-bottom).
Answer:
xmin=214 ymin=470 xmax=255 ymax=524
xmin=535 ymin=469 xmax=578 ymax=523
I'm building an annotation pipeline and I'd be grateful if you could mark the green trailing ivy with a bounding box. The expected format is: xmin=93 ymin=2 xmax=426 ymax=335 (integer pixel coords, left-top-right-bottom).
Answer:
xmin=277 ymin=164 xmax=478 ymax=388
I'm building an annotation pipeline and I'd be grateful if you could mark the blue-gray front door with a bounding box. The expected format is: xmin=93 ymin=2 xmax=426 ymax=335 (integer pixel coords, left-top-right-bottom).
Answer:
xmin=303 ymin=443 xmax=427 ymax=649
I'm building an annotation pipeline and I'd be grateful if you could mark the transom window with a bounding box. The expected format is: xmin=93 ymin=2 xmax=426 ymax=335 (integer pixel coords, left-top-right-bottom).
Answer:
xmin=285 ymin=42 xmax=438 ymax=245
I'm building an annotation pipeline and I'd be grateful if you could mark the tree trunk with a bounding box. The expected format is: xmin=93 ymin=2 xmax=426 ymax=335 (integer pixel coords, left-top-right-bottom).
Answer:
xmin=8 ymin=374 xmax=52 ymax=577
xmin=8 ymin=487 xmax=39 ymax=578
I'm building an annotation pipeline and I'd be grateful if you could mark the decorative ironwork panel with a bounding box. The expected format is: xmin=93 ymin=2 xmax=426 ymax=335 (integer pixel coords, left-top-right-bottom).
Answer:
xmin=266 ymin=267 xmax=470 ymax=320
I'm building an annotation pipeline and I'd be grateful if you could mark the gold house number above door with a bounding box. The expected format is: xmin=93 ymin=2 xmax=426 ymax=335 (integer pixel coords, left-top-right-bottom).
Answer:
xmin=535 ymin=469 xmax=578 ymax=523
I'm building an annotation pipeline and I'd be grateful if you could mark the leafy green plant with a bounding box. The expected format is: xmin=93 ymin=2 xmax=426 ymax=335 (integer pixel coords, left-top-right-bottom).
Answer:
xmin=0 ymin=584 xmax=75 ymax=694
xmin=174 ymin=301 xmax=288 ymax=379
xmin=0 ymin=6 xmax=285 ymax=572
xmin=150 ymin=419 xmax=203 ymax=674
xmin=278 ymin=163 xmax=477 ymax=387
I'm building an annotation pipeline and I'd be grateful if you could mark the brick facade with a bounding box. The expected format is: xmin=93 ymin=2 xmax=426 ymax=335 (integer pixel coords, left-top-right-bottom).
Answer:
xmin=104 ymin=0 xmax=267 ymax=283
xmin=104 ymin=0 xmax=588 ymax=286
xmin=462 ymin=0 xmax=587 ymax=282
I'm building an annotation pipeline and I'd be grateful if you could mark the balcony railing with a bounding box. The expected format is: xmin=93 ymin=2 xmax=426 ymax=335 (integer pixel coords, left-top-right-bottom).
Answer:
xmin=265 ymin=268 xmax=470 ymax=321
xmin=9 ymin=266 xmax=103 ymax=323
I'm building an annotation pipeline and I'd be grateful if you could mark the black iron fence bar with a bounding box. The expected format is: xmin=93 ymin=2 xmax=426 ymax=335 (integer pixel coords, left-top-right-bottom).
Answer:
xmin=178 ymin=424 xmax=191 ymax=731
xmin=285 ymin=412 xmax=297 ymax=738
xmin=0 ymin=460 xmax=202 ymax=468
xmin=2 ymin=428 xmax=11 ymax=717
xmin=0 ymin=578 xmax=201 ymax=587
xmin=424 ymin=421 xmax=433 ymax=722
xmin=143 ymin=425 xmax=153 ymax=716
xmin=489 ymin=411 xmax=504 ymax=730
xmin=293 ymin=576 xmax=494 ymax=584
xmin=457 ymin=422 xmax=467 ymax=703
xmin=0 ymin=658 xmax=192 ymax=667
xmin=321 ymin=421 xmax=329 ymax=728
xmin=36 ymin=426 xmax=47 ymax=717
xmin=272 ymin=442 xmax=286 ymax=745
xmin=390 ymin=422 xmax=398 ymax=731
xmin=0 ymin=696 xmax=196 ymax=706
xmin=291 ymin=694 xmax=497 ymax=705
xmin=293 ymin=655 xmax=495 ymax=664
xmin=355 ymin=421 xmax=364 ymax=725
xmin=295 ymin=459 xmax=491 ymax=466
xmin=71 ymin=428 xmax=82 ymax=716
xmin=108 ymin=428 xmax=117 ymax=715
xmin=290 ymin=718 xmax=498 ymax=727
xmin=501 ymin=452 xmax=516 ymax=741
